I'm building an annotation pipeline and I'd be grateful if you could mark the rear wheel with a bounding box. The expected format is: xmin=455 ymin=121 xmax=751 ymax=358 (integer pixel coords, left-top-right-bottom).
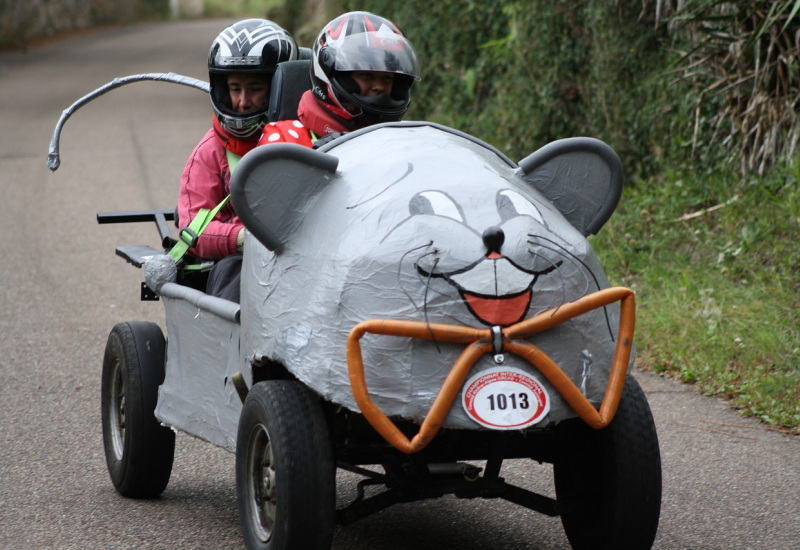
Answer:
xmin=554 ymin=375 xmax=661 ymax=549
xmin=101 ymin=321 xmax=175 ymax=498
xmin=236 ymin=380 xmax=335 ymax=550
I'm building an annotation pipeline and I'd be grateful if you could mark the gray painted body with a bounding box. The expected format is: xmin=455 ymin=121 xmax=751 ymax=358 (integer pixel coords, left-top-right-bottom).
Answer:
xmin=154 ymin=283 xmax=244 ymax=451
xmin=153 ymin=122 xmax=627 ymax=449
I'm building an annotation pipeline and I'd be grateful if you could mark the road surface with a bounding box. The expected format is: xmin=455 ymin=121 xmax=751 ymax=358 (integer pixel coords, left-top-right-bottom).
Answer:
xmin=1 ymin=19 xmax=798 ymax=549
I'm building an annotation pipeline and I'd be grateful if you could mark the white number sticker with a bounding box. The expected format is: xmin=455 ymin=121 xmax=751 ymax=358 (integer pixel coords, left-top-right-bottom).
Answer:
xmin=462 ymin=367 xmax=550 ymax=430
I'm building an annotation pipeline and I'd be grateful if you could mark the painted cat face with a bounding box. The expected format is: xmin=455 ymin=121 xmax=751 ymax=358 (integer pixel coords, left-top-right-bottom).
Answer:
xmin=367 ymin=171 xmax=576 ymax=328
xmin=233 ymin=122 xmax=625 ymax=426
xmin=232 ymin=123 xmax=620 ymax=329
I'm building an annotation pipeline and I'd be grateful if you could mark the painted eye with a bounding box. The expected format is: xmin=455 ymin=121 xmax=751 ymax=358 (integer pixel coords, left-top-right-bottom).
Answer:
xmin=409 ymin=191 xmax=465 ymax=222
xmin=497 ymin=189 xmax=544 ymax=224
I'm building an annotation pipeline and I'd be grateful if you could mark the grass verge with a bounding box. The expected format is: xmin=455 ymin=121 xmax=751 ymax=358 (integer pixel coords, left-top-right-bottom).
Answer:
xmin=591 ymin=161 xmax=800 ymax=432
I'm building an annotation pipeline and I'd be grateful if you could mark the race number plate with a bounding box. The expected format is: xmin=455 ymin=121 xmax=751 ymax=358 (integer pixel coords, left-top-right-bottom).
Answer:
xmin=462 ymin=367 xmax=550 ymax=430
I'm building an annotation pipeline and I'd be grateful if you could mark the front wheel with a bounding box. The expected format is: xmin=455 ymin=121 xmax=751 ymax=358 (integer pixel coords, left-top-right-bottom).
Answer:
xmin=554 ymin=375 xmax=662 ymax=550
xmin=236 ymin=380 xmax=335 ymax=550
xmin=101 ymin=321 xmax=175 ymax=498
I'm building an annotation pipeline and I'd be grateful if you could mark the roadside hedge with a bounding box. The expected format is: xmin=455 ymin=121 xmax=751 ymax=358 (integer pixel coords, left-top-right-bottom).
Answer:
xmin=344 ymin=0 xmax=685 ymax=182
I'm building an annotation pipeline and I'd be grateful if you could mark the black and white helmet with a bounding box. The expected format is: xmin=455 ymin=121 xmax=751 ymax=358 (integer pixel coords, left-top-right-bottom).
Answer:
xmin=208 ymin=19 xmax=297 ymax=138
xmin=311 ymin=11 xmax=421 ymax=129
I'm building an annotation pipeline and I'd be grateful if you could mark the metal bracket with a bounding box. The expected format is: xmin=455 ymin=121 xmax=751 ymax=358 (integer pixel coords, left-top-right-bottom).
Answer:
xmin=140 ymin=282 xmax=159 ymax=301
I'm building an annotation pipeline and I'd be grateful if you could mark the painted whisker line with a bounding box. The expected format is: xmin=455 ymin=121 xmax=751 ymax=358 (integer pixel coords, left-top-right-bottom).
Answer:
xmin=526 ymin=239 xmax=583 ymax=316
xmin=423 ymin=257 xmax=442 ymax=353
xmin=526 ymin=237 xmax=592 ymax=297
xmin=398 ymin=242 xmax=434 ymax=307
xmin=528 ymin=234 xmax=599 ymax=292
xmin=526 ymin=246 xmax=571 ymax=313
xmin=528 ymin=234 xmax=615 ymax=340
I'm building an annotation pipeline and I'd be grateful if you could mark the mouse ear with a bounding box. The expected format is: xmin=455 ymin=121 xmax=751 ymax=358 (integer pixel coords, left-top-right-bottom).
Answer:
xmin=231 ymin=143 xmax=339 ymax=251
xmin=517 ymin=137 xmax=623 ymax=236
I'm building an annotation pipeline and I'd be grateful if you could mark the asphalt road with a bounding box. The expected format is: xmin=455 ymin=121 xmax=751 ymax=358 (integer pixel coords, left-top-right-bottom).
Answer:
xmin=1 ymin=19 xmax=798 ymax=550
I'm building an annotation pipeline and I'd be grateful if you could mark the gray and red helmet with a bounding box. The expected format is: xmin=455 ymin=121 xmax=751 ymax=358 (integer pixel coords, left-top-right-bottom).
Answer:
xmin=310 ymin=11 xmax=421 ymax=130
xmin=208 ymin=19 xmax=297 ymax=138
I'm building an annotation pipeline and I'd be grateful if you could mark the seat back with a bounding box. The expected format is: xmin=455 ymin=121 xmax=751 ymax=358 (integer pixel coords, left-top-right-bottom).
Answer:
xmin=268 ymin=59 xmax=312 ymax=122
xmin=298 ymin=46 xmax=313 ymax=60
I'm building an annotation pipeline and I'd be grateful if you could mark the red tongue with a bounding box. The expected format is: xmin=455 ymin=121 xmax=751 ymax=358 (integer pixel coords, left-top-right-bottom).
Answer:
xmin=463 ymin=291 xmax=531 ymax=326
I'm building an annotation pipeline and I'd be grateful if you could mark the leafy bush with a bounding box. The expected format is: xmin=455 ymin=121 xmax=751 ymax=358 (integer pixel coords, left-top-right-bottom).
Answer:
xmin=345 ymin=0 xmax=692 ymax=182
xmin=661 ymin=0 xmax=800 ymax=176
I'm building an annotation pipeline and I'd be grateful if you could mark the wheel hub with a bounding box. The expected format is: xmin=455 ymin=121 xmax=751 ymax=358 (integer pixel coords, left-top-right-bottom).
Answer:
xmin=248 ymin=424 xmax=276 ymax=542
xmin=109 ymin=358 xmax=126 ymax=459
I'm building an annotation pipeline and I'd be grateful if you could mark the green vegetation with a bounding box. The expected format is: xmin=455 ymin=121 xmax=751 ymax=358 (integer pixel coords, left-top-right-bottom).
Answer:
xmin=346 ymin=0 xmax=800 ymax=431
xmin=592 ymin=162 xmax=800 ymax=430
xmin=202 ymin=0 xmax=340 ymax=47
xmin=140 ymin=0 xmax=171 ymax=19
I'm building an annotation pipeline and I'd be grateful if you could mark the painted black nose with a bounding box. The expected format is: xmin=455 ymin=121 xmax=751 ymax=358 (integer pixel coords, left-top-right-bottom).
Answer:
xmin=482 ymin=226 xmax=505 ymax=254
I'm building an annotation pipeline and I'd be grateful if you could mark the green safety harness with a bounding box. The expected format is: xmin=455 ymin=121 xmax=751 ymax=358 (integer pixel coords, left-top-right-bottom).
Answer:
xmin=168 ymin=131 xmax=320 ymax=269
xmin=167 ymin=150 xmax=240 ymax=269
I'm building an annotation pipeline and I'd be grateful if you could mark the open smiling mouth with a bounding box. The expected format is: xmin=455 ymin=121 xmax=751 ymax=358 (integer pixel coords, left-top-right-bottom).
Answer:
xmin=419 ymin=255 xmax=558 ymax=327
xmin=461 ymin=289 xmax=532 ymax=327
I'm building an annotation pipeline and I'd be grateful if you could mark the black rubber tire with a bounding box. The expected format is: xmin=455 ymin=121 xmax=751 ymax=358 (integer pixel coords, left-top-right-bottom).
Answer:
xmin=101 ymin=321 xmax=175 ymax=498
xmin=236 ymin=380 xmax=335 ymax=550
xmin=554 ymin=375 xmax=662 ymax=550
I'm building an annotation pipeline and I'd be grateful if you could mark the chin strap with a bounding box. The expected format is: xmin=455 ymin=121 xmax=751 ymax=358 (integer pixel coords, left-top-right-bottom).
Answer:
xmin=168 ymin=149 xmax=240 ymax=267
xmin=212 ymin=115 xmax=261 ymax=156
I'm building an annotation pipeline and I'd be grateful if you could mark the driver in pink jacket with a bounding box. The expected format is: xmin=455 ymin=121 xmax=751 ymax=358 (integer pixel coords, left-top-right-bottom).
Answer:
xmin=176 ymin=19 xmax=310 ymax=300
xmin=179 ymin=13 xmax=420 ymax=302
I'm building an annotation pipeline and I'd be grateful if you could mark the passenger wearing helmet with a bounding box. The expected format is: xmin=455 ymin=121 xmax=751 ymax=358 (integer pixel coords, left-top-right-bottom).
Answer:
xmin=302 ymin=11 xmax=420 ymax=137
xmin=176 ymin=19 xmax=310 ymax=301
xmin=218 ymin=13 xmax=420 ymax=301
xmin=257 ymin=11 xmax=421 ymax=147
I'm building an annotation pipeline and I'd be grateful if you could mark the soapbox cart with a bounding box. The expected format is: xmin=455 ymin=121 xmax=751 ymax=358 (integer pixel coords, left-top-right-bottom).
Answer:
xmin=49 ymin=68 xmax=661 ymax=550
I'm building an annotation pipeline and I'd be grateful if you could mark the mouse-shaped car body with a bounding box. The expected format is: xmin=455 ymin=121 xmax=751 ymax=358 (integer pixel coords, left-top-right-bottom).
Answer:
xmin=51 ymin=73 xmax=661 ymax=550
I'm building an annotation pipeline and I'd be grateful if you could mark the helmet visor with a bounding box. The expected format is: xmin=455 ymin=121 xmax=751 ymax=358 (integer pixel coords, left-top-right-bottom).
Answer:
xmin=332 ymin=32 xmax=420 ymax=80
